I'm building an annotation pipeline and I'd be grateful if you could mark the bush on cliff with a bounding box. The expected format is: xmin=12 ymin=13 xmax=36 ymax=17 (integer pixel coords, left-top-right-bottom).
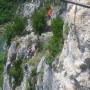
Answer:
xmin=32 ymin=8 xmax=46 ymax=35
xmin=0 ymin=0 xmax=28 ymax=25
xmin=49 ymin=17 xmax=64 ymax=55
xmin=27 ymin=68 xmax=37 ymax=90
xmin=0 ymin=53 xmax=4 ymax=87
xmin=46 ymin=17 xmax=64 ymax=65
xmin=13 ymin=17 xmax=26 ymax=35
xmin=4 ymin=17 xmax=26 ymax=46
xmin=9 ymin=60 xmax=23 ymax=89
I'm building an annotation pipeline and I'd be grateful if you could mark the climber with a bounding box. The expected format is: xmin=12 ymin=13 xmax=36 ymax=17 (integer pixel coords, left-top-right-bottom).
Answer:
xmin=28 ymin=47 xmax=33 ymax=56
xmin=47 ymin=6 xmax=52 ymax=19
xmin=28 ymin=47 xmax=35 ymax=57
xmin=25 ymin=64 xmax=28 ymax=72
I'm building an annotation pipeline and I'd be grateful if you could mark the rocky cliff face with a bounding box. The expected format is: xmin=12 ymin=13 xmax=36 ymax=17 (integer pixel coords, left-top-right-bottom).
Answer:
xmin=3 ymin=0 xmax=90 ymax=90
xmin=3 ymin=1 xmax=39 ymax=90
xmin=52 ymin=0 xmax=90 ymax=90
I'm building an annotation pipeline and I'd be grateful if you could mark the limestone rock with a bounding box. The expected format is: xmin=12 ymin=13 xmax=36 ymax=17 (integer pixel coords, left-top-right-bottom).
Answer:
xmin=52 ymin=0 xmax=90 ymax=90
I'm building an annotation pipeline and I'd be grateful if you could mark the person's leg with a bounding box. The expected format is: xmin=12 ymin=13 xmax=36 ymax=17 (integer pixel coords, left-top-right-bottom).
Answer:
xmin=48 ymin=16 xmax=51 ymax=20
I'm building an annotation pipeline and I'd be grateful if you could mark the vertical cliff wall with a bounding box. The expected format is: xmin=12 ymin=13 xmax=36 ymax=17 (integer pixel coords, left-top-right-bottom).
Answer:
xmin=52 ymin=0 xmax=90 ymax=90
xmin=3 ymin=0 xmax=90 ymax=90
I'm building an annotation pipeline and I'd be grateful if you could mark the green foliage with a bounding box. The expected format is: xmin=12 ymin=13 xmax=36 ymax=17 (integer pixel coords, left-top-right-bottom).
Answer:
xmin=4 ymin=17 xmax=26 ymax=46
xmin=37 ymin=41 xmax=44 ymax=52
xmin=27 ymin=51 xmax=41 ymax=66
xmin=0 ymin=53 xmax=4 ymax=87
xmin=27 ymin=68 xmax=37 ymax=90
xmin=32 ymin=8 xmax=46 ymax=35
xmin=49 ymin=17 xmax=64 ymax=55
xmin=52 ymin=17 xmax=64 ymax=38
xmin=46 ymin=17 xmax=64 ymax=65
xmin=13 ymin=17 xmax=26 ymax=35
xmin=31 ymin=68 xmax=37 ymax=77
xmin=54 ymin=0 xmax=61 ymax=5
xmin=7 ymin=0 xmax=26 ymax=3
xmin=9 ymin=60 xmax=23 ymax=89
xmin=45 ymin=51 xmax=54 ymax=65
xmin=0 ymin=0 xmax=17 ymax=24
xmin=4 ymin=23 xmax=14 ymax=46
xmin=25 ymin=0 xmax=32 ymax=2
xmin=48 ymin=38 xmax=59 ymax=57
xmin=0 ymin=32 xmax=5 ymax=52
xmin=0 ymin=0 xmax=28 ymax=25
xmin=41 ymin=0 xmax=50 ymax=7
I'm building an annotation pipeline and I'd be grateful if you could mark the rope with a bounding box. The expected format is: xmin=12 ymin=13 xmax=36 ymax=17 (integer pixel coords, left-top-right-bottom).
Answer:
xmin=61 ymin=0 xmax=90 ymax=8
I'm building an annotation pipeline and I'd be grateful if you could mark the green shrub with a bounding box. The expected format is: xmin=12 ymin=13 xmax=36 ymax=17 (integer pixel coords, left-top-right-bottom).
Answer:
xmin=4 ymin=23 xmax=15 ymax=46
xmin=48 ymin=38 xmax=60 ymax=57
xmin=32 ymin=8 xmax=46 ymax=35
xmin=25 ymin=0 xmax=32 ymax=2
xmin=37 ymin=41 xmax=44 ymax=52
xmin=9 ymin=60 xmax=23 ymax=89
xmin=7 ymin=0 xmax=26 ymax=3
xmin=45 ymin=50 xmax=54 ymax=65
xmin=0 ymin=0 xmax=27 ymax=25
xmin=0 ymin=53 xmax=4 ymax=87
xmin=0 ymin=0 xmax=18 ymax=25
xmin=46 ymin=17 xmax=64 ymax=65
xmin=54 ymin=0 xmax=61 ymax=5
xmin=13 ymin=17 xmax=26 ymax=35
xmin=4 ymin=17 xmax=26 ymax=46
xmin=0 ymin=30 xmax=6 ymax=52
xmin=31 ymin=68 xmax=37 ymax=77
xmin=27 ymin=68 xmax=37 ymax=90
xmin=50 ymin=17 xmax=64 ymax=55
xmin=52 ymin=17 xmax=64 ymax=39
xmin=27 ymin=51 xmax=41 ymax=66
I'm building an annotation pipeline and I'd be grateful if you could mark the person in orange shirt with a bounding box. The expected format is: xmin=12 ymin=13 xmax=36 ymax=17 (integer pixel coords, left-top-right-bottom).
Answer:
xmin=47 ymin=6 xmax=52 ymax=19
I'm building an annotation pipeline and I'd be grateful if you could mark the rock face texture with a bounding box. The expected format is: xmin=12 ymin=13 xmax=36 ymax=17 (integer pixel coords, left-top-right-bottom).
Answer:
xmin=3 ymin=2 xmax=39 ymax=90
xmin=52 ymin=0 xmax=90 ymax=90
xmin=3 ymin=0 xmax=90 ymax=90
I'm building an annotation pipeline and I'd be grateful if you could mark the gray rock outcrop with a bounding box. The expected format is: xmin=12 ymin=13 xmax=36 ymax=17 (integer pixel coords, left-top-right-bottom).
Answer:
xmin=3 ymin=0 xmax=90 ymax=90
xmin=52 ymin=0 xmax=90 ymax=90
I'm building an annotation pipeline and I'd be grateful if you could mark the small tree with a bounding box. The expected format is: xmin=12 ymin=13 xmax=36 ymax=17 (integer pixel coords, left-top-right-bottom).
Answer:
xmin=32 ymin=8 xmax=46 ymax=36
xmin=13 ymin=17 xmax=26 ymax=35
xmin=4 ymin=23 xmax=15 ymax=46
xmin=10 ymin=60 xmax=23 ymax=89
xmin=52 ymin=17 xmax=63 ymax=40
xmin=27 ymin=68 xmax=37 ymax=90
xmin=46 ymin=17 xmax=64 ymax=65
xmin=0 ymin=53 xmax=4 ymax=87
xmin=32 ymin=8 xmax=46 ymax=52
xmin=4 ymin=17 xmax=26 ymax=46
